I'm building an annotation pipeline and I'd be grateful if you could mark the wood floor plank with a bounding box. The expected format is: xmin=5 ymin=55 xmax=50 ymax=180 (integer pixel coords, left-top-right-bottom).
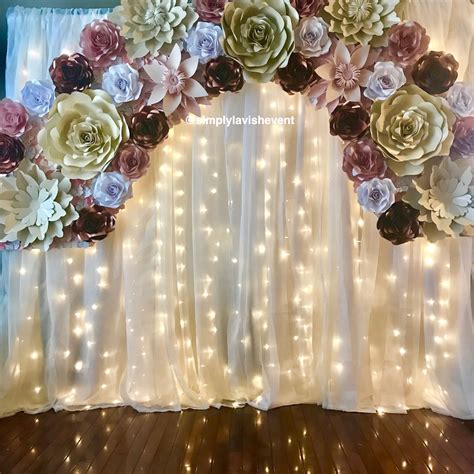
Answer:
xmin=255 ymin=408 xmax=273 ymax=474
xmin=194 ymin=408 xmax=221 ymax=474
xmin=210 ymin=407 xmax=232 ymax=473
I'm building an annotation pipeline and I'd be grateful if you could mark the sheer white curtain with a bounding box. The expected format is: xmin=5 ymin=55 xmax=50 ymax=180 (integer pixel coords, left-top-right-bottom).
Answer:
xmin=1 ymin=2 xmax=473 ymax=419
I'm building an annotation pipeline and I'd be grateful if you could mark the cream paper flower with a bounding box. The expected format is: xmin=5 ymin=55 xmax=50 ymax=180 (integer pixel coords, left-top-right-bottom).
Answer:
xmin=38 ymin=90 xmax=129 ymax=180
xmin=0 ymin=162 xmax=78 ymax=250
xmin=404 ymin=157 xmax=474 ymax=241
xmin=110 ymin=0 xmax=199 ymax=59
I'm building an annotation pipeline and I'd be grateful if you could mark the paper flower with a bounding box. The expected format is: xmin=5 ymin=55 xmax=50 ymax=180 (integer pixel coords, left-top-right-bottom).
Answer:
xmin=276 ymin=53 xmax=319 ymax=94
xmin=451 ymin=117 xmax=474 ymax=157
xmin=193 ymin=0 xmax=228 ymax=23
xmin=385 ymin=21 xmax=430 ymax=67
xmin=324 ymin=0 xmax=400 ymax=47
xmin=329 ymin=102 xmax=369 ymax=141
xmin=377 ymin=201 xmax=421 ymax=245
xmin=295 ymin=17 xmax=331 ymax=58
xmin=412 ymin=51 xmax=459 ymax=95
xmin=315 ymin=41 xmax=372 ymax=103
xmin=204 ymin=56 xmax=244 ymax=95
xmin=369 ymin=85 xmax=456 ymax=176
xmin=109 ymin=0 xmax=199 ymax=59
xmin=364 ymin=61 xmax=406 ymax=101
xmin=404 ymin=157 xmax=474 ymax=241
xmin=109 ymin=143 xmax=150 ymax=180
xmin=221 ymin=0 xmax=299 ymax=83
xmin=0 ymin=133 xmax=25 ymax=175
xmin=130 ymin=106 xmax=170 ymax=148
xmin=186 ymin=22 xmax=223 ymax=64
xmin=72 ymin=206 xmax=116 ymax=242
xmin=357 ymin=177 xmax=396 ymax=213
xmin=102 ymin=64 xmax=144 ymax=104
xmin=20 ymin=80 xmax=55 ymax=117
xmin=447 ymin=83 xmax=474 ymax=118
xmin=290 ymin=0 xmax=326 ymax=17
xmin=342 ymin=137 xmax=387 ymax=186
xmin=49 ymin=53 xmax=94 ymax=94
xmin=0 ymin=162 xmax=78 ymax=250
xmin=38 ymin=90 xmax=130 ymax=180
xmin=80 ymin=19 xmax=126 ymax=69
xmin=144 ymin=44 xmax=207 ymax=116
xmin=0 ymin=99 xmax=29 ymax=137
xmin=92 ymin=172 xmax=132 ymax=208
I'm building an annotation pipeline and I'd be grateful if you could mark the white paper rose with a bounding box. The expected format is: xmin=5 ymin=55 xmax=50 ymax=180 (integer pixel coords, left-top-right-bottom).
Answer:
xmin=447 ymin=82 xmax=474 ymax=118
xmin=0 ymin=162 xmax=78 ymax=250
xmin=38 ymin=90 xmax=130 ymax=180
xmin=92 ymin=171 xmax=132 ymax=208
xmin=364 ymin=61 xmax=406 ymax=101
xmin=404 ymin=157 xmax=474 ymax=241
xmin=102 ymin=64 xmax=143 ymax=104
xmin=295 ymin=17 xmax=331 ymax=58
xmin=357 ymin=177 xmax=397 ymax=214
xmin=186 ymin=22 xmax=223 ymax=63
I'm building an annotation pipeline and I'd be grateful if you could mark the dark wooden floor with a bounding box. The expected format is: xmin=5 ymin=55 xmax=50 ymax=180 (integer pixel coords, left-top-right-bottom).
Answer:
xmin=0 ymin=405 xmax=473 ymax=474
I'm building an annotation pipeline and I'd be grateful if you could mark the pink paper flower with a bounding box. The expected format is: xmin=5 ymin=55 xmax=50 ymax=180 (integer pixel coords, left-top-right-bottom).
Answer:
xmin=0 ymin=99 xmax=29 ymax=137
xmin=193 ymin=0 xmax=228 ymax=24
xmin=79 ymin=19 xmax=126 ymax=69
xmin=144 ymin=44 xmax=208 ymax=116
xmin=315 ymin=41 xmax=372 ymax=103
xmin=385 ymin=21 xmax=430 ymax=67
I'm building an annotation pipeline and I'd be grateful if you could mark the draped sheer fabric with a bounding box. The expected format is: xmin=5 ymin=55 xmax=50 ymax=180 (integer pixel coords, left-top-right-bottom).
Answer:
xmin=0 ymin=2 xmax=472 ymax=419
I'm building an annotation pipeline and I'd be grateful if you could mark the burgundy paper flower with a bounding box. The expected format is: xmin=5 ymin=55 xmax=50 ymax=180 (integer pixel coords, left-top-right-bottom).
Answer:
xmin=377 ymin=201 xmax=421 ymax=245
xmin=290 ymin=0 xmax=326 ymax=17
xmin=385 ymin=21 xmax=430 ymax=67
xmin=204 ymin=56 xmax=244 ymax=96
xmin=342 ymin=137 xmax=388 ymax=186
xmin=49 ymin=53 xmax=94 ymax=94
xmin=451 ymin=116 xmax=474 ymax=157
xmin=109 ymin=143 xmax=150 ymax=180
xmin=193 ymin=0 xmax=228 ymax=23
xmin=276 ymin=52 xmax=319 ymax=94
xmin=412 ymin=51 xmax=459 ymax=95
xmin=130 ymin=106 xmax=170 ymax=149
xmin=0 ymin=133 xmax=25 ymax=175
xmin=329 ymin=102 xmax=369 ymax=141
xmin=72 ymin=206 xmax=116 ymax=242
xmin=0 ymin=99 xmax=29 ymax=137
xmin=79 ymin=19 xmax=125 ymax=69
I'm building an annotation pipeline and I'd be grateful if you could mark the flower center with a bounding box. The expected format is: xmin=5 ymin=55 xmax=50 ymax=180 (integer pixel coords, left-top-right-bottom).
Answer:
xmin=335 ymin=63 xmax=360 ymax=89
xmin=163 ymin=69 xmax=186 ymax=94
xmin=370 ymin=189 xmax=382 ymax=201
xmin=116 ymin=78 xmax=128 ymax=91
xmin=144 ymin=7 xmax=168 ymax=27
xmin=347 ymin=0 xmax=373 ymax=22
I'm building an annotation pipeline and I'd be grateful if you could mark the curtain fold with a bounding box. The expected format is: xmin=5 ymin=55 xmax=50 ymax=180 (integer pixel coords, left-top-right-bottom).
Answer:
xmin=0 ymin=3 xmax=472 ymax=419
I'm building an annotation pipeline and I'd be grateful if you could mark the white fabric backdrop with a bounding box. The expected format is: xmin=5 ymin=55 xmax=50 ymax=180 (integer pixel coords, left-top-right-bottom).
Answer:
xmin=0 ymin=2 xmax=473 ymax=419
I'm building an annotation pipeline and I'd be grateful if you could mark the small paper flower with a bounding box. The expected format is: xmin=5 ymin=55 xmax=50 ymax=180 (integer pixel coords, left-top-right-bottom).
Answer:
xmin=144 ymin=44 xmax=208 ymax=116
xmin=193 ymin=0 xmax=228 ymax=23
xmin=109 ymin=143 xmax=150 ymax=180
xmin=330 ymin=102 xmax=369 ymax=141
xmin=412 ymin=51 xmax=459 ymax=95
xmin=290 ymin=0 xmax=326 ymax=17
xmin=357 ymin=177 xmax=397 ymax=214
xmin=295 ymin=17 xmax=332 ymax=58
xmin=186 ymin=22 xmax=223 ymax=64
xmin=447 ymin=82 xmax=474 ymax=118
xmin=0 ymin=133 xmax=25 ymax=175
xmin=0 ymin=99 xmax=29 ymax=137
xmin=377 ymin=201 xmax=421 ymax=245
xmin=20 ymin=80 xmax=55 ymax=117
xmin=385 ymin=21 xmax=430 ymax=67
xmin=130 ymin=106 xmax=170 ymax=149
xmin=276 ymin=53 xmax=319 ymax=95
xmin=364 ymin=61 xmax=406 ymax=101
xmin=49 ymin=53 xmax=94 ymax=94
xmin=451 ymin=117 xmax=474 ymax=157
xmin=92 ymin=171 xmax=132 ymax=209
xmin=203 ymin=56 xmax=244 ymax=95
xmin=72 ymin=206 xmax=116 ymax=242
xmin=102 ymin=64 xmax=143 ymax=104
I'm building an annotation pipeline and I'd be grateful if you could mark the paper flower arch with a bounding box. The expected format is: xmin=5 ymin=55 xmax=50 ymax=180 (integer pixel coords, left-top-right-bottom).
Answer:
xmin=1 ymin=0 xmax=473 ymax=250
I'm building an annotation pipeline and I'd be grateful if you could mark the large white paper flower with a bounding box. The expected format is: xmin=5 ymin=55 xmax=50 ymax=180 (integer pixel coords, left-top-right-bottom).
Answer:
xmin=0 ymin=163 xmax=78 ymax=250
xmin=110 ymin=0 xmax=198 ymax=59
xmin=404 ymin=157 xmax=474 ymax=241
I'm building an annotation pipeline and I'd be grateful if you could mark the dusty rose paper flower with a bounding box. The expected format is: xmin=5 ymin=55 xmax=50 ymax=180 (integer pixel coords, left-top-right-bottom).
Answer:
xmin=193 ymin=0 xmax=228 ymax=23
xmin=342 ymin=137 xmax=387 ymax=186
xmin=385 ymin=21 xmax=430 ymax=67
xmin=204 ymin=56 xmax=244 ymax=95
xmin=451 ymin=117 xmax=474 ymax=157
xmin=290 ymin=0 xmax=326 ymax=17
xmin=130 ymin=106 xmax=170 ymax=149
xmin=49 ymin=53 xmax=94 ymax=94
xmin=0 ymin=99 xmax=29 ymax=137
xmin=109 ymin=143 xmax=150 ymax=180
xmin=329 ymin=102 xmax=369 ymax=141
xmin=79 ymin=19 xmax=125 ymax=69
xmin=0 ymin=133 xmax=25 ymax=174
xmin=377 ymin=201 xmax=421 ymax=245
xmin=72 ymin=206 xmax=116 ymax=242
xmin=412 ymin=51 xmax=459 ymax=95
xmin=276 ymin=53 xmax=319 ymax=94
